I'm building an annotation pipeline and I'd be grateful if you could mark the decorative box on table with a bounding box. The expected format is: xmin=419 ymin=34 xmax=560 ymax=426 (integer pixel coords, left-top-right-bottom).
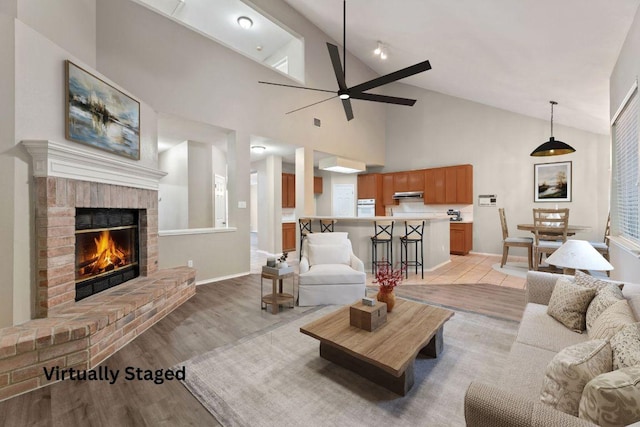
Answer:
xmin=350 ymin=300 xmax=387 ymax=331
xmin=262 ymin=266 xmax=294 ymax=276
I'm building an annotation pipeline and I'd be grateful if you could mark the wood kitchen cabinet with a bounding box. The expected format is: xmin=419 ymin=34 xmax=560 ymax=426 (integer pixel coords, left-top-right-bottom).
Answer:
xmin=282 ymin=173 xmax=295 ymax=208
xmin=382 ymin=174 xmax=398 ymax=207
xmin=424 ymin=168 xmax=446 ymax=204
xmin=450 ymin=222 xmax=472 ymax=255
xmin=393 ymin=172 xmax=409 ymax=192
xmin=314 ymin=176 xmax=323 ymax=194
xmin=357 ymin=174 xmax=381 ymax=199
xmin=424 ymin=165 xmax=472 ymax=205
xmin=282 ymin=223 xmax=296 ymax=252
xmin=408 ymin=170 xmax=424 ymax=192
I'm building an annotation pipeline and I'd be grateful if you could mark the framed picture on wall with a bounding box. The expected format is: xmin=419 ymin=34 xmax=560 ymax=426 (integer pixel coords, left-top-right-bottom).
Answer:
xmin=534 ymin=161 xmax=572 ymax=202
xmin=65 ymin=60 xmax=140 ymax=160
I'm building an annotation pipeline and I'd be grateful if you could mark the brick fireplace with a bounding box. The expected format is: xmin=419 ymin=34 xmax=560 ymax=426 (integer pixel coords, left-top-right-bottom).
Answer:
xmin=0 ymin=140 xmax=196 ymax=402
xmin=34 ymin=176 xmax=158 ymax=317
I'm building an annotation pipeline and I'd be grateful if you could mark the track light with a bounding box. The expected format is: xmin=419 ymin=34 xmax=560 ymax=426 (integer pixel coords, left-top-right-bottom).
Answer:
xmin=373 ymin=41 xmax=387 ymax=60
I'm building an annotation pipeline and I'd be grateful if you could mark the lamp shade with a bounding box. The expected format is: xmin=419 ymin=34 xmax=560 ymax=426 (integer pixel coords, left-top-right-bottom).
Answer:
xmin=531 ymin=101 xmax=576 ymax=157
xmin=545 ymin=240 xmax=613 ymax=271
xmin=318 ymin=156 xmax=366 ymax=174
xmin=530 ymin=137 xmax=576 ymax=157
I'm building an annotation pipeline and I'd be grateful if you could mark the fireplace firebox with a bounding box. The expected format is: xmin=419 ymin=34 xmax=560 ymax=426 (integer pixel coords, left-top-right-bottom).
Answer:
xmin=75 ymin=208 xmax=140 ymax=301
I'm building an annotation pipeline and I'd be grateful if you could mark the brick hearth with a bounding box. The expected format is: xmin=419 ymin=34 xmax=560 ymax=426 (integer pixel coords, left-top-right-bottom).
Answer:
xmin=0 ymin=267 xmax=195 ymax=401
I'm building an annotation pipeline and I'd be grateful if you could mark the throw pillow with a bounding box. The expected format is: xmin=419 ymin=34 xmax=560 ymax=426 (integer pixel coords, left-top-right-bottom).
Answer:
xmin=610 ymin=323 xmax=640 ymax=370
xmin=547 ymin=277 xmax=597 ymax=333
xmin=579 ymin=366 xmax=640 ymax=426
xmin=540 ymin=339 xmax=612 ymax=416
xmin=308 ymin=243 xmax=350 ymax=266
xmin=589 ymin=299 xmax=636 ymax=340
xmin=586 ymin=284 xmax=624 ymax=331
xmin=574 ymin=270 xmax=624 ymax=291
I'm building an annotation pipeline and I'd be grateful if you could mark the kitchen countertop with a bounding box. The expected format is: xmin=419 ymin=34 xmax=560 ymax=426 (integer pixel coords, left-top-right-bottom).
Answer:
xmin=306 ymin=215 xmax=450 ymax=222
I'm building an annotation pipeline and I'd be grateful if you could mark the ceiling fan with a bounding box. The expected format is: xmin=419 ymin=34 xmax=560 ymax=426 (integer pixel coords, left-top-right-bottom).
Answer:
xmin=258 ymin=0 xmax=432 ymax=121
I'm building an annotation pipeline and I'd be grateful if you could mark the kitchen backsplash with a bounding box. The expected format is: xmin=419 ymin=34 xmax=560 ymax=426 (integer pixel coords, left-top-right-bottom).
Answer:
xmin=386 ymin=200 xmax=474 ymax=222
xmin=282 ymin=208 xmax=296 ymax=223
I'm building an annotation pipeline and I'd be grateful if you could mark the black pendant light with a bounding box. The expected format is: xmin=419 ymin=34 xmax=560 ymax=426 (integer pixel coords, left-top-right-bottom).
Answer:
xmin=530 ymin=101 xmax=576 ymax=157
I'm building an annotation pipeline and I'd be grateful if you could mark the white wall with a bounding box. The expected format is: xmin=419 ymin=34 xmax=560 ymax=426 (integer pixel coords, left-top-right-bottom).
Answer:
xmin=2 ymin=17 xmax=157 ymax=326
xmin=95 ymin=0 xmax=386 ymax=280
xmin=159 ymin=142 xmax=188 ymax=230
xmin=17 ymin=0 xmax=96 ymax=67
xmin=609 ymin=4 xmax=640 ymax=281
xmin=384 ymin=83 xmax=610 ymax=256
xmin=0 ymin=15 xmax=16 ymax=327
xmin=187 ymin=141 xmax=213 ymax=228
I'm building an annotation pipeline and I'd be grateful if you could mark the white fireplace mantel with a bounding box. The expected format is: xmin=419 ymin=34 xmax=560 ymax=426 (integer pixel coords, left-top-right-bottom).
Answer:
xmin=22 ymin=140 xmax=167 ymax=190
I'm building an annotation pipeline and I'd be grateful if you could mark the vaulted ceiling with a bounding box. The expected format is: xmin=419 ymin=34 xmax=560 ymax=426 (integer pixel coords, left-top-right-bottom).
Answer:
xmin=283 ymin=0 xmax=640 ymax=135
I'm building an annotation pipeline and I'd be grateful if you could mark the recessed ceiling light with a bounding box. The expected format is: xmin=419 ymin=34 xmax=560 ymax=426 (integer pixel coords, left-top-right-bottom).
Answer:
xmin=256 ymin=45 xmax=263 ymax=51
xmin=237 ymin=16 xmax=253 ymax=29
xmin=251 ymin=145 xmax=266 ymax=153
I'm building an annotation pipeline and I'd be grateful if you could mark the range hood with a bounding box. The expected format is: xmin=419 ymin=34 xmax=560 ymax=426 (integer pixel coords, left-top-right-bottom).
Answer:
xmin=392 ymin=191 xmax=424 ymax=200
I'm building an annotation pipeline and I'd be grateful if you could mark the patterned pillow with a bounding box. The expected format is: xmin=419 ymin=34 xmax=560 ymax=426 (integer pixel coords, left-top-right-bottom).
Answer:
xmin=579 ymin=366 xmax=640 ymax=426
xmin=589 ymin=300 xmax=636 ymax=340
xmin=547 ymin=277 xmax=597 ymax=333
xmin=574 ymin=270 xmax=624 ymax=291
xmin=610 ymin=323 xmax=640 ymax=370
xmin=586 ymin=284 xmax=624 ymax=331
xmin=540 ymin=339 xmax=612 ymax=416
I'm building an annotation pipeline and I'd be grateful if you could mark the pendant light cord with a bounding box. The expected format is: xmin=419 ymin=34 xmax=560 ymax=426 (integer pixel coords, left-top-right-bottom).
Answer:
xmin=550 ymin=101 xmax=557 ymax=138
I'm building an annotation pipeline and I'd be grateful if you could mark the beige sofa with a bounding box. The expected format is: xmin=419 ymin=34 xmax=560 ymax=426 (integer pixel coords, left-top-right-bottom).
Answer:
xmin=464 ymin=271 xmax=640 ymax=427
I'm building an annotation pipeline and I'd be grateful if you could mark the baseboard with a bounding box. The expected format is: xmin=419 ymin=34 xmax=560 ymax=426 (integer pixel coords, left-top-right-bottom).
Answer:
xmin=196 ymin=271 xmax=252 ymax=286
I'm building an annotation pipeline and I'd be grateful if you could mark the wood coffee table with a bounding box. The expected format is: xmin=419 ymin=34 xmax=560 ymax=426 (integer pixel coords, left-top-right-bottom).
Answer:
xmin=300 ymin=299 xmax=454 ymax=396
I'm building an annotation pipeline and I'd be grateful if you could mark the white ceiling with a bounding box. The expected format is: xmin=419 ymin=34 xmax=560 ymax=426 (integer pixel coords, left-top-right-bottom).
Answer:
xmin=283 ymin=0 xmax=640 ymax=135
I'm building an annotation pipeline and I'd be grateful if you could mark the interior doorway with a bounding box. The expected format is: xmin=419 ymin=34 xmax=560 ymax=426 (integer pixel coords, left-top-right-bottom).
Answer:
xmin=214 ymin=174 xmax=227 ymax=228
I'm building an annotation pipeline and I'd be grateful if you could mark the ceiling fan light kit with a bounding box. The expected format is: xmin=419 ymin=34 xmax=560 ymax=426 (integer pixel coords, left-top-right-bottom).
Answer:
xmin=258 ymin=0 xmax=431 ymax=121
xmin=530 ymin=101 xmax=576 ymax=157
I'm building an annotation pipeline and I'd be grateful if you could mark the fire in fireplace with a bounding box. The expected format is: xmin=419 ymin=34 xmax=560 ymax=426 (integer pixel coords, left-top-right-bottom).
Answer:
xmin=75 ymin=208 xmax=140 ymax=301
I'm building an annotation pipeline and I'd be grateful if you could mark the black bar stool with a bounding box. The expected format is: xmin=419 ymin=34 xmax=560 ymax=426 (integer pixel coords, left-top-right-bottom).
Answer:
xmin=370 ymin=220 xmax=394 ymax=274
xmin=400 ymin=220 xmax=425 ymax=279
xmin=320 ymin=219 xmax=336 ymax=232
xmin=299 ymin=218 xmax=312 ymax=260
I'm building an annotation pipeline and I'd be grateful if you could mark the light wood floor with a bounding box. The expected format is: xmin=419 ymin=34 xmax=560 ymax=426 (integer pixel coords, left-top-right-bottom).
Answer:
xmin=0 ymin=254 xmax=527 ymax=426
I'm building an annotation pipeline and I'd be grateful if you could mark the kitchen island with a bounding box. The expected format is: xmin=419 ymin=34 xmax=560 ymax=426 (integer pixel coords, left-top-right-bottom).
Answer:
xmin=306 ymin=216 xmax=451 ymax=272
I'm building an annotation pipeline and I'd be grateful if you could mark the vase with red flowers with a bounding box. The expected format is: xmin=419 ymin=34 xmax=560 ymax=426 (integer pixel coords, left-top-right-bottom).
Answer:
xmin=372 ymin=261 xmax=404 ymax=312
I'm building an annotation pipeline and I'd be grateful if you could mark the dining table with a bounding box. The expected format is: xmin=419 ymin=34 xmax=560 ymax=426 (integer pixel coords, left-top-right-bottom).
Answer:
xmin=516 ymin=224 xmax=591 ymax=236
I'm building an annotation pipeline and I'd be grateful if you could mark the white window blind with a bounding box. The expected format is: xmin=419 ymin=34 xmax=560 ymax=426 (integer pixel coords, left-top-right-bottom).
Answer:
xmin=612 ymin=87 xmax=639 ymax=244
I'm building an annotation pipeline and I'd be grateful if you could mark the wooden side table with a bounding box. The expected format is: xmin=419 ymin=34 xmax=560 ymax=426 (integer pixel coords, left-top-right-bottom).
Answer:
xmin=261 ymin=267 xmax=296 ymax=314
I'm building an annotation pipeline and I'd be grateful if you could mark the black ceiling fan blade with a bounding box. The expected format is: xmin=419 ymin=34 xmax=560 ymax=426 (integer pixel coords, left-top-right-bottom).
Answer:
xmin=285 ymin=95 xmax=338 ymax=115
xmin=348 ymin=60 xmax=432 ymax=94
xmin=259 ymin=81 xmax=336 ymax=94
xmin=349 ymin=92 xmax=416 ymax=106
xmin=342 ymin=98 xmax=354 ymax=121
xmin=327 ymin=43 xmax=348 ymax=91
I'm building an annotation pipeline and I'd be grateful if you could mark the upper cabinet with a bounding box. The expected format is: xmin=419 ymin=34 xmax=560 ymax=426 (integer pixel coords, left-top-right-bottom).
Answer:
xmin=425 ymin=165 xmax=472 ymax=205
xmin=314 ymin=176 xmax=323 ymax=194
xmin=357 ymin=173 xmax=381 ymax=199
xmin=282 ymin=173 xmax=295 ymax=208
xmin=382 ymin=174 xmax=397 ymax=207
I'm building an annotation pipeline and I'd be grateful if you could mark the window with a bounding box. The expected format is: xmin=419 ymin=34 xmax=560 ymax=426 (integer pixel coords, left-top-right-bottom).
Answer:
xmin=612 ymin=83 xmax=639 ymax=245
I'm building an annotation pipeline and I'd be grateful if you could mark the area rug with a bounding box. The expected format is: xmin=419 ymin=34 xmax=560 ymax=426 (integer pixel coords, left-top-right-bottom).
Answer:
xmin=180 ymin=305 xmax=518 ymax=427
xmin=492 ymin=261 xmax=529 ymax=278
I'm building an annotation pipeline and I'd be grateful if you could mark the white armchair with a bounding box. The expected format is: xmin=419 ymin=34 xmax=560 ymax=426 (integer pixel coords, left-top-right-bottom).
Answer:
xmin=298 ymin=232 xmax=366 ymax=306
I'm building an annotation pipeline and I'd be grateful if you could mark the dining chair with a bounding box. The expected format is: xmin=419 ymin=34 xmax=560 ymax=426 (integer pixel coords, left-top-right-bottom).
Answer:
xmin=499 ymin=208 xmax=533 ymax=270
xmin=532 ymin=208 xmax=569 ymax=271
xmin=589 ymin=213 xmax=610 ymax=260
